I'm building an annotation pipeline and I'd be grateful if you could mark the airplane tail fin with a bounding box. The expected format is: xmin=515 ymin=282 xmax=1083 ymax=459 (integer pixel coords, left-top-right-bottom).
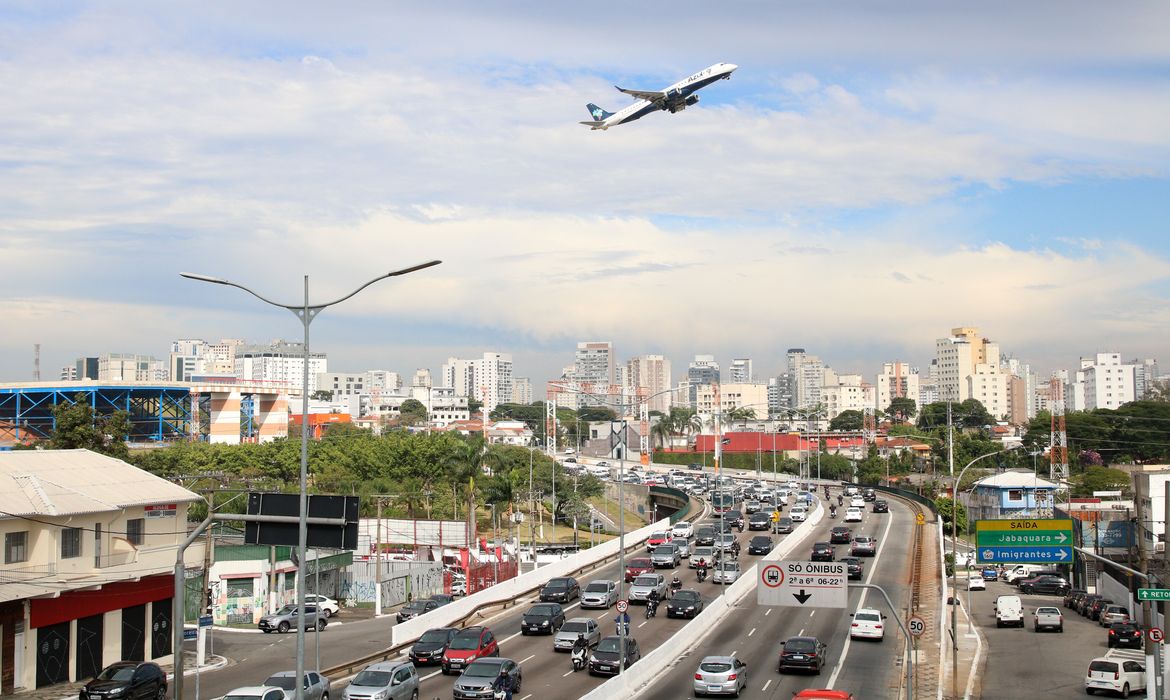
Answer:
xmin=586 ymin=103 xmax=614 ymax=121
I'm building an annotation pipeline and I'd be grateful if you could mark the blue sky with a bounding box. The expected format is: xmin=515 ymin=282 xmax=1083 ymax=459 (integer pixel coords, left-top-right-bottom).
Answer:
xmin=1 ymin=1 xmax=1168 ymax=388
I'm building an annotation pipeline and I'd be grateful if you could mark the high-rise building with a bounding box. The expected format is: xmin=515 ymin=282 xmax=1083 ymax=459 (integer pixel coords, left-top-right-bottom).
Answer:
xmin=413 ymin=368 xmax=432 ymax=388
xmin=97 ymin=353 xmax=168 ymax=382
xmin=788 ymin=348 xmax=828 ymax=409
xmin=934 ymin=327 xmax=1002 ymax=403
xmin=875 ymin=362 xmax=920 ymax=415
xmin=1132 ymin=358 xmax=1161 ymax=399
xmin=74 ymin=357 xmax=99 ymax=380
xmin=696 ymin=382 xmax=768 ymax=421
xmin=512 ymin=377 xmax=533 ymax=405
xmin=687 ymin=354 xmax=720 ymax=408
xmin=441 ymin=352 xmax=514 ymax=414
xmin=575 ymin=342 xmax=615 ymax=386
xmin=235 ymin=340 xmax=327 ymax=394
xmin=822 ymin=374 xmax=875 ymax=421
xmin=1075 ymin=353 xmax=1136 ymax=411
xmin=627 ymin=355 xmax=673 ymax=413
xmin=729 ymin=358 xmax=753 ymax=383
xmin=59 ymin=365 xmax=77 ymax=381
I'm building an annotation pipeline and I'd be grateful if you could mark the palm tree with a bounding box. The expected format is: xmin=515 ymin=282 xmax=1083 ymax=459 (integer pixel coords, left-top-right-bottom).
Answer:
xmin=650 ymin=414 xmax=674 ymax=450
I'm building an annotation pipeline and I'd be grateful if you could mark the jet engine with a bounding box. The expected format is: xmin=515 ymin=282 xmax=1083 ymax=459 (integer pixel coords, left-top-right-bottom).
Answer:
xmin=685 ymin=95 xmax=700 ymax=106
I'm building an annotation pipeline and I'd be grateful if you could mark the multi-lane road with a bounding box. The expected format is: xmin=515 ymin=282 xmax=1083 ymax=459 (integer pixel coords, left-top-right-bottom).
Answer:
xmin=188 ymin=484 xmax=919 ymax=700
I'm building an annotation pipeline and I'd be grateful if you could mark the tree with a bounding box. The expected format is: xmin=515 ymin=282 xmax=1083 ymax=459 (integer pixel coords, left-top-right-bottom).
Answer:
xmin=399 ymin=399 xmax=428 ymax=426
xmin=310 ymin=389 xmax=333 ymax=401
xmin=1074 ymin=466 xmax=1130 ymax=497
xmin=577 ymin=406 xmax=617 ymax=422
xmin=956 ymin=399 xmax=994 ymax=428
xmin=935 ymin=497 xmax=967 ymax=532
xmin=886 ymin=397 xmax=917 ymax=424
xmin=49 ymin=393 xmax=131 ymax=460
xmin=829 ymin=410 xmax=864 ymax=432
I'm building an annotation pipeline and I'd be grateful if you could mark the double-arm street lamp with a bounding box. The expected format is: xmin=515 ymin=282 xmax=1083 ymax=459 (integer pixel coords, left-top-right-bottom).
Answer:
xmin=181 ymin=260 xmax=441 ymax=700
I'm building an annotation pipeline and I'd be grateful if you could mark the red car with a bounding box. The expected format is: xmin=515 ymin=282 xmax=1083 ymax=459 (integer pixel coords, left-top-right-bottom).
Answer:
xmin=441 ymin=626 xmax=499 ymax=675
xmin=625 ymin=557 xmax=654 ymax=583
xmin=793 ymin=692 xmax=854 ymax=700
xmin=646 ymin=531 xmax=673 ymax=551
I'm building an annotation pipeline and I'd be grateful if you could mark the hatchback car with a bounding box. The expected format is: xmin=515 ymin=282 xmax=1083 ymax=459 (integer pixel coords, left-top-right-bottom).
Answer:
xmin=852 ymin=536 xmax=877 ymax=557
xmin=539 ymin=577 xmax=580 ymax=603
xmin=840 ymin=556 xmax=863 ymax=581
xmin=442 ymin=626 xmax=499 ymax=675
xmin=773 ymin=517 xmax=794 ymax=534
xmin=712 ymin=560 xmax=742 ymax=585
xmin=778 ymin=636 xmax=827 ymax=674
xmin=872 ymin=499 xmax=889 ymax=513
xmin=691 ymin=546 xmax=720 ymax=568
xmin=80 ymin=662 xmax=166 ymax=700
xmin=1088 ymin=598 xmax=1115 ymax=621
xmin=811 ymin=542 xmax=835 ymax=562
xmin=263 ymin=671 xmax=330 ymax=700
xmin=343 ymin=661 xmax=418 ymax=700
xmin=843 ymin=508 xmax=863 ymax=523
xmin=967 ymin=575 xmax=986 ymax=591
xmin=1108 ymin=622 xmax=1144 ymax=649
xmin=693 ymin=655 xmax=748 ymax=697
xmin=625 ymin=557 xmax=655 ymax=582
xmin=748 ymin=512 xmax=772 ymax=530
xmin=409 ymin=627 xmax=458 ymax=665
xmin=395 ymin=599 xmax=439 ymax=623
xmin=629 ymin=573 xmax=668 ymax=603
xmin=580 ymin=579 xmax=618 ymax=609
xmin=829 ymin=526 xmax=853 ymax=544
xmin=453 ymin=658 xmax=521 ymax=700
xmin=1085 ymin=657 xmax=1146 ymax=697
xmin=667 ymin=589 xmax=704 ymax=618
xmin=554 ymin=617 xmax=600 ymax=651
xmin=521 ymin=603 xmax=564 ymax=635
xmin=849 ymin=608 xmax=885 ymax=641
xmin=1019 ymin=574 xmax=1071 ymax=596
xmin=1099 ymin=605 xmax=1131 ymax=627
xmin=747 ymin=535 xmax=773 ymax=555
xmin=651 ymin=544 xmax=682 ymax=568
xmin=589 ymin=636 xmax=641 ymax=676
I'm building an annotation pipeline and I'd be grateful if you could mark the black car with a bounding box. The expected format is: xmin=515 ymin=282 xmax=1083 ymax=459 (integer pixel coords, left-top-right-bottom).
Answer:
xmin=429 ymin=593 xmax=456 ymax=606
xmin=1019 ymin=575 xmax=1071 ymax=596
xmin=1088 ymin=597 xmax=1114 ymax=621
xmin=521 ymin=603 xmax=565 ymax=635
xmin=409 ymin=627 xmax=458 ymax=665
xmin=688 ymin=463 xmax=703 ymax=471
xmin=839 ymin=556 xmax=863 ymax=581
xmin=811 ymin=542 xmax=835 ymax=562
xmin=748 ymin=512 xmax=772 ymax=530
xmin=80 ymin=662 xmax=166 ymax=700
xmin=1078 ymin=594 xmax=1104 ymax=616
xmin=666 ymin=589 xmax=704 ymax=618
xmin=695 ymin=526 xmax=717 ymax=546
xmin=777 ymin=636 xmax=827 ymax=674
xmin=1108 ymin=622 xmax=1144 ymax=649
xmin=396 ymin=598 xmax=440 ymax=623
xmin=747 ymin=535 xmax=774 ymax=555
xmin=589 ymin=636 xmax=640 ymax=676
xmin=539 ymin=577 xmax=580 ymax=603
xmin=1064 ymin=589 xmax=1087 ymax=608
xmin=829 ymin=526 xmax=853 ymax=544
xmin=721 ymin=510 xmax=745 ymax=529
xmin=872 ymin=500 xmax=889 ymax=513
xmin=862 ymin=488 xmax=876 ymax=502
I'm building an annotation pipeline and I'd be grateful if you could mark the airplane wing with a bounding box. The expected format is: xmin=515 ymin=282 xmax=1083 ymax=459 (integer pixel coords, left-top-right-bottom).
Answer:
xmin=615 ymin=86 xmax=666 ymax=103
xmin=579 ymin=120 xmax=608 ymax=130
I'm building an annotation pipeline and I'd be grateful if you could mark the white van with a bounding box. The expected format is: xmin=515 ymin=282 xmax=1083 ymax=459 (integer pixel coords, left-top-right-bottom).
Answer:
xmin=994 ymin=595 xmax=1024 ymax=628
xmin=1004 ymin=564 xmax=1048 ymax=584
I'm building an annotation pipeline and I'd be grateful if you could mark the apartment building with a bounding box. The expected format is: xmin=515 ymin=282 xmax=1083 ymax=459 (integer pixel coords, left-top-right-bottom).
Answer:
xmin=728 ymin=358 xmax=753 ymax=383
xmin=695 ymin=382 xmax=769 ymax=422
xmin=822 ymin=374 xmax=875 ymax=421
xmin=875 ymin=362 xmax=920 ymax=414
xmin=0 ymin=450 xmax=204 ymax=693
xmin=626 ymin=355 xmax=673 ymax=414
xmin=1078 ymin=352 xmax=1136 ymax=410
xmin=441 ymin=352 xmax=514 ymax=414
xmin=686 ymin=355 xmax=720 ymax=409
xmin=235 ymin=340 xmax=327 ymax=395
xmin=511 ymin=377 xmax=533 ymax=405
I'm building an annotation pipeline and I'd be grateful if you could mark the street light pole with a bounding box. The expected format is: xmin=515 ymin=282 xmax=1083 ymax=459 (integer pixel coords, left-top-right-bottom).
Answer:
xmin=181 ymin=260 xmax=440 ymax=700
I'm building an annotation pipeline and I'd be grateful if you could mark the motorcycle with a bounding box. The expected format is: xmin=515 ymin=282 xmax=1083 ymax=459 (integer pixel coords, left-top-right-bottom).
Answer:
xmin=616 ymin=621 xmax=631 ymax=636
xmin=837 ymin=495 xmax=844 ymax=507
xmin=696 ymin=566 xmax=708 ymax=583
xmin=670 ymin=576 xmax=682 ymax=592
xmin=571 ymin=645 xmax=588 ymax=672
xmin=645 ymin=598 xmax=659 ymax=619
xmin=829 ymin=507 xmax=837 ymax=518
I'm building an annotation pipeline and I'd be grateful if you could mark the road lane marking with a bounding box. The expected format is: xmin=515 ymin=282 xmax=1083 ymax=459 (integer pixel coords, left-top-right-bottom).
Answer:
xmin=501 ymin=630 xmax=523 ymax=644
xmin=420 ymin=670 xmax=441 ymax=681
xmin=765 ymin=609 xmax=771 ymax=616
xmin=748 ymin=627 xmax=756 ymax=636
xmin=519 ymin=654 xmax=535 ymax=664
xmin=762 ymin=679 xmax=772 ymax=692
xmin=638 ymin=620 xmax=649 ymax=628
xmin=562 ymin=669 xmax=574 ymax=677
xmin=809 ymin=610 xmax=816 ymax=617
xmin=799 ymin=628 xmax=805 ymax=636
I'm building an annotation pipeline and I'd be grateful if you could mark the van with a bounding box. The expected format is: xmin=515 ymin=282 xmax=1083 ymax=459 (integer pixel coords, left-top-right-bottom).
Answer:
xmin=1004 ymin=564 xmax=1049 ymax=584
xmin=994 ymin=595 xmax=1024 ymax=628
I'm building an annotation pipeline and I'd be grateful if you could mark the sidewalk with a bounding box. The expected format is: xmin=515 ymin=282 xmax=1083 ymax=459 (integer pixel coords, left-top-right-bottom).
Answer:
xmin=11 ymin=651 xmax=227 ymax=700
xmin=939 ymin=593 xmax=985 ymax=699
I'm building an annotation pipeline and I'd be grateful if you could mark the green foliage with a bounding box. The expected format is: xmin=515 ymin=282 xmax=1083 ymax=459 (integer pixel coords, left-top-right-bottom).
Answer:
xmin=886 ymin=397 xmax=917 ymax=423
xmin=917 ymin=399 xmax=993 ymax=430
xmin=309 ymin=390 xmax=333 ymax=401
xmin=577 ymin=406 xmax=617 ymax=422
xmin=935 ymin=497 xmax=967 ymax=532
xmin=1021 ymin=401 xmax=1170 ymax=465
xmin=1073 ymin=466 xmax=1130 ymax=497
xmin=829 ymin=410 xmax=864 ymax=431
xmin=399 ymin=399 xmax=428 ymax=426
xmin=48 ymin=393 xmax=131 ymax=460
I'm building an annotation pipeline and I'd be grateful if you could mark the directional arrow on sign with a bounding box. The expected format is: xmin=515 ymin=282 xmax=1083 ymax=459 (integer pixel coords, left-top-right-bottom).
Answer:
xmin=1054 ymin=532 xmax=1068 ymax=544
xmin=793 ymin=590 xmax=812 ymax=605
xmin=1055 ymin=549 xmax=1068 ymax=559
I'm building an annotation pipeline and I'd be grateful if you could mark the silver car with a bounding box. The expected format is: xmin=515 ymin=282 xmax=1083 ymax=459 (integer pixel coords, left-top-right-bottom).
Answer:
xmin=651 ymin=544 xmax=681 ymax=568
xmin=693 ymin=655 xmax=748 ymax=696
xmin=712 ymin=561 xmax=742 ymax=585
xmin=580 ymin=579 xmax=618 ymax=609
xmin=553 ymin=617 xmax=601 ymax=651
xmin=715 ymin=533 xmax=737 ymax=553
xmin=263 ymin=671 xmax=330 ymax=700
xmin=629 ymin=573 xmax=668 ymax=603
xmin=690 ymin=546 xmax=719 ymax=568
xmin=675 ymin=538 xmax=691 ymax=558
xmin=343 ymin=661 xmax=418 ymax=700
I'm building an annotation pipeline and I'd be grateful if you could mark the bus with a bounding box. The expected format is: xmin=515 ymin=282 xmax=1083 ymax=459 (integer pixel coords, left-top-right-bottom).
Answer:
xmin=712 ymin=492 xmax=735 ymax=513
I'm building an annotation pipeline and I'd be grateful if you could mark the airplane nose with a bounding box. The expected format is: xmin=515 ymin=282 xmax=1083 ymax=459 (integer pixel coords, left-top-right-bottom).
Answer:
xmin=725 ymin=63 xmax=738 ymax=72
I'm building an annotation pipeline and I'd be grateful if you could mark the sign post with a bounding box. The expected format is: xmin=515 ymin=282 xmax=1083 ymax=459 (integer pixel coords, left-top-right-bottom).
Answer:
xmin=758 ymin=561 xmax=847 ymax=608
xmin=975 ymin=519 xmax=1075 ymax=564
xmin=1139 ymin=589 xmax=1170 ymax=602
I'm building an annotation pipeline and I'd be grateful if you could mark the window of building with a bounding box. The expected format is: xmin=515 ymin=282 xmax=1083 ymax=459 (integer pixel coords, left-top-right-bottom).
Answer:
xmin=126 ymin=518 xmax=145 ymax=546
xmin=5 ymin=531 xmax=28 ymax=564
xmin=61 ymin=527 xmax=83 ymax=558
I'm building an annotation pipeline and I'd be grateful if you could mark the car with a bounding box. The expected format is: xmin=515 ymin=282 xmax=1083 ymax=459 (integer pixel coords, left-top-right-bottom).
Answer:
xmin=539 ymin=577 xmax=580 ymax=603
xmin=690 ymin=546 xmax=720 ymax=568
xmin=748 ymin=512 xmax=772 ymax=530
xmin=304 ymin=594 xmax=341 ymax=618
xmin=967 ymin=575 xmax=986 ymax=591
xmin=843 ymin=508 xmax=863 ymax=523
xmin=850 ymin=497 xmax=865 ymax=508
xmin=588 ymin=635 xmax=641 ymax=676
xmin=849 ymin=536 xmax=876 ymax=557
xmin=695 ymin=526 xmax=717 ymax=546
xmin=829 ymin=526 xmax=853 ymax=544
xmin=442 ymin=626 xmax=499 ymax=675
xmin=981 ymin=566 xmax=999 ymax=581
xmin=773 ymin=517 xmax=794 ymax=534
xmin=744 ymin=499 xmax=761 ymax=514
xmin=1085 ymin=657 xmax=1146 ymax=697
xmin=692 ymin=655 xmax=748 ymax=697
xmin=581 ymin=579 xmax=619 ymax=609
xmin=1108 ymin=622 xmax=1144 ymax=649
xmin=849 ymin=608 xmax=886 ymax=641
xmin=811 ymin=542 xmax=835 ymax=562
xmin=872 ymin=500 xmax=889 ymax=513
xmin=646 ymin=531 xmax=673 ymax=550
xmin=80 ymin=662 xmax=167 ymax=700
xmin=672 ymin=521 xmax=695 ymax=539
xmin=1064 ymin=589 xmax=1088 ymax=608
xmin=792 ymin=691 xmax=855 ymax=700
xmin=453 ymin=657 xmax=521 ymax=700
xmin=840 ymin=556 xmax=863 ymax=581
xmin=778 ymin=636 xmax=827 ymax=674
xmin=790 ymin=506 xmax=809 ymax=522
xmin=651 ymin=544 xmax=682 ymax=568
xmin=1079 ymin=594 xmax=1105 ymax=617
xmin=1033 ymin=606 xmax=1063 ymax=633
xmin=666 ymin=589 xmax=705 ymax=618
xmin=747 ymin=535 xmax=774 ymax=555
xmin=721 ymin=510 xmax=745 ymax=529
xmin=259 ymin=604 xmax=326 ymax=633
xmin=395 ymin=599 xmax=439 ymax=623
xmin=409 ymin=627 xmax=458 ymax=665
xmin=629 ymin=573 xmax=668 ymax=603
xmin=1099 ymin=605 xmax=1131 ymax=627
xmin=688 ymin=462 xmax=704 ymax=471
xmin=625 ymin=557 xmax=655 ymax=582
xmin=263 ymin=671 xmax=330 ymax=700
xmin=862 ymin=488 xmax=876 ymax=501
xmin=675 ymin=538 xmax=692 ymax=558
xmin=221 ymin=687 xmax=288 ymax=700
xmin=1019 ymin=575 xmax=1071 ymax=596
xmin=715 ymin=533 xmax=738 ymax=553
xmin=1088 ymin=597 xmax=1115 ymax=621
xmin=553 ymin=617 xmax=601 ymax=651
xmin=343 ymin=661 xmax=419 ymax=700
xmin=713 ymin=560 xmax=742 ymax=584
xmin=428 ymin=593 xmax=455 ymax=607
xmin=994 ymin=595 xmax=1024 ymax=628
xmin=521 ymin=602 xmax=564 ymax=635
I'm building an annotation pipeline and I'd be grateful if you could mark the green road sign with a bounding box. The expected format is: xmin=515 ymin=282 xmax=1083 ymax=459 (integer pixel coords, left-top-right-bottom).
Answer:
xmin=974 ymin=518 xmax=1075 ymax=565
xmin=1138 ymin=589 xmax=1170 ymax=602
xmin=976 ymin=530 xmax=1072 ymax=547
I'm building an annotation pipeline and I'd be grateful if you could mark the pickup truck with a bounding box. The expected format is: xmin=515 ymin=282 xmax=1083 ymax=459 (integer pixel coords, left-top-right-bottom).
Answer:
xmin=1033 ymin=606 xmax=1064 ymax=632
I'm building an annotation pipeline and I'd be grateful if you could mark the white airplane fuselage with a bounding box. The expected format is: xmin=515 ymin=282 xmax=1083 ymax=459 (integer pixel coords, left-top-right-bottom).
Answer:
xmin=583 ymin=62 xmax=738 ymax=130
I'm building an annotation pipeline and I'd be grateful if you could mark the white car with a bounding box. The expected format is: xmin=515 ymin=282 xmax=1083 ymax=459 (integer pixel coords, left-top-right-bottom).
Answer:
xmin=967 ymin=575 xmax=986 ymax=591
xmin=712 ymin=560 xmax=742 ymax=584
xmin=580 ymin=580 xmax=618 ymax=609
xmin=850 ymin=497 xmax=865 ymax=508
xmin=1085 ymin=657 xmax=1146 ymax=696
xmin=305 ymin=594 xmax=340 ymax=618
xmin=790 ymin=506 xmax=808 ymax=522
xmin=849 ymin=607 xmax=885 ymax=641
xmin=844 ymin=507 xmax=863 ymax=523
xmin=672 ymin=521 xmax=695 ymax=539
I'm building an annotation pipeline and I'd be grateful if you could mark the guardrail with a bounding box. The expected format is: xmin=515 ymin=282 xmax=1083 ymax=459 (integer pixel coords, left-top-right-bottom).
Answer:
xmin=872 ymin=483 xmax=938 ymax=513
xmin=578 ymin=502 xmax=826 ymax=697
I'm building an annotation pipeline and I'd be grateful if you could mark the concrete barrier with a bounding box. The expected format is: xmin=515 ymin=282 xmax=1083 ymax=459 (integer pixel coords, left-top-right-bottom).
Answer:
xmin=578 ymin=502 xmax=825 ymax=698
xmin=390 ymin=517 xmax=672 ymax=647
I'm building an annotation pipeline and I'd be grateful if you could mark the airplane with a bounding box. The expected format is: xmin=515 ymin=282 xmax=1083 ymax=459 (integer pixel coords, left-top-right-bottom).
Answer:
xmin=580 ymin=62 xmax=738 ymax=130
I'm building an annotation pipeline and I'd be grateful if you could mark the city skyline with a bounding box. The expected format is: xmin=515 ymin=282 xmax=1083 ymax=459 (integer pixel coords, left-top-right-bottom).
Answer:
xmin=3 ymin=2 xmax=1168 ymax=385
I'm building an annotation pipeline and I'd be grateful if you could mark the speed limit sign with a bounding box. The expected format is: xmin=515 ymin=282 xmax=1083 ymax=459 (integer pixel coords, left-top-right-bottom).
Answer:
xmin=616 ymin=600 xmax=628 ymax=613
xmin=908 ymin=614 xmax=926 ymax=637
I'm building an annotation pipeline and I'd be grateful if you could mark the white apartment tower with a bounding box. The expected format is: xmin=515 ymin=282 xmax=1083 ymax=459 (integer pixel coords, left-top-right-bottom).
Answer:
xmin=934 ymin=327 xmax=1005 ymax=403
xmin=512 ymin=377 xmax=533 ymax=405
xmin=729 ymin=358 xmax=754 ymax=383
xmin=875 ymin=362 xmax=920 ymax=414
xmin=235 ymin=340 xmax=327 ymax=394
xmin=1079 ymin=353 xmax=1136 ymax=410
xmin=788 ymin=349 xmax=827 ymax=409
xmin=627 ymin=355 xmax=673 ymax=413
xmin=441 ymin=352 xmax=514 ymax=414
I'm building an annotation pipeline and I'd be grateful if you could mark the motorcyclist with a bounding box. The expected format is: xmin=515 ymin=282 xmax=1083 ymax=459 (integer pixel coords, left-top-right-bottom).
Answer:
xmin=571 ymin=632 xmax=589 ymax=670
xmin=837 ymin=494 xmax=844 ymax=507
xmin=646 ymin=588 xmax=661 ymax=617
xmin=731 ymin=541 xmax=741 ymax=558
xmin=736 ymin=519 xmax=744 ymax=533
xmin=830 ymin=504 xmax=837 ymax=518
xmin=670 ymin=574 xmax=682 ymax=590
xmin=493 ymin=668 xmax=514 ymax=700
xmin=614 ymin=610 xmax=631 ymax=635
xmin=696 ymin=559 xmax=708 ymax=582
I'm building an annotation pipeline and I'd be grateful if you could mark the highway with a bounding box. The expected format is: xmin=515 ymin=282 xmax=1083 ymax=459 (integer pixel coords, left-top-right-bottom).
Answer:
xmin=638 ymin=496 xmax=916 ymax=699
